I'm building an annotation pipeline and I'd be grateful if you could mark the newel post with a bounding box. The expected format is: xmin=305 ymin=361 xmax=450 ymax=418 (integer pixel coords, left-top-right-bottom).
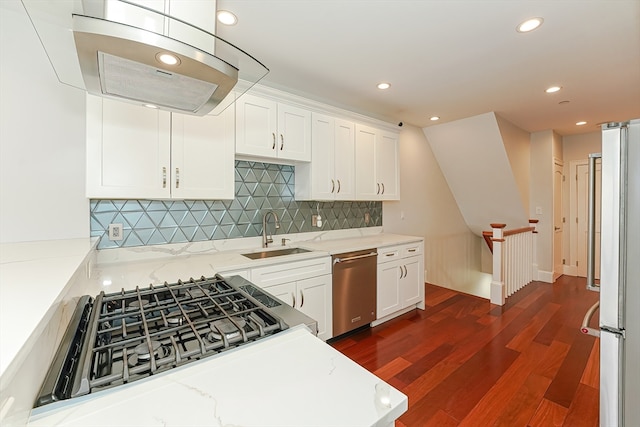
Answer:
xmin=529 ymin=219 xmax=539 ymax=281
xmin=490 ymin=223 xmax=507 ymax=305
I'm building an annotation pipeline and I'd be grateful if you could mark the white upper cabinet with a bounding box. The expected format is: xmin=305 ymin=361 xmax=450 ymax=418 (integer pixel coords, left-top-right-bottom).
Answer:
xmin=354 ymin=124 xmax=399 ymax=200
xmin=235 ymin=93 xmax=311 ymax=163
xmin=86 ymin=94 xmax=171 ymax=199
xmin=295 ymin=113 xmax=355 ymax=200
xmin=376 ymin=131 xmax=399 ymax=200
xmin=171 ymin=107 xmax=235 ymax=200
xmin=86 ymin=94 xmax=235 ymax=200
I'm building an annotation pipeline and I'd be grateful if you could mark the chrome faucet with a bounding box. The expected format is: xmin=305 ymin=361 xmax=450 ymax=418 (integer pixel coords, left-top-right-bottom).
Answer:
xmin=262 ymin=211 xmax=280 ymax=248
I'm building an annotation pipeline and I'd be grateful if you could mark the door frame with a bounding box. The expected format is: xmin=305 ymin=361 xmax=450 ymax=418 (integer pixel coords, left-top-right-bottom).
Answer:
xmin=567 ymin=160 xmax=585 ymax=276
xmin=553 ymin=158 xmax=564 ymax=281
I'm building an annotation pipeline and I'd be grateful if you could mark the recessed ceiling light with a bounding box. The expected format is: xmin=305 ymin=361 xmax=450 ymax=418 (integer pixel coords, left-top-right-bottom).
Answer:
xmin=144 ymin=104 xmax=158 ymax=109
xmin=217 ymin=10 xmax=238 ymax=25
xmin=377 ymin=82 xmax=390 ymax=90
xmin=156 ymin=53 xmax=180 ymax=66
xmin=517 ymin=17 xmax=544 ymax=33
xmin=576 ymin=121 xmax=587 ymax=126
xmin=430 ymin=116 xmax=440 ymax=121
xmin=545 ymin=86 xmax=562 ymax=93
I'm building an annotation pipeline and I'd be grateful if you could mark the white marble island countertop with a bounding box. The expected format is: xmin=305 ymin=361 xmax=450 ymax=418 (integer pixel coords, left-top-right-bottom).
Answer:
xmin=0 ymin=238 xmax=98 ymax=377
xmin=2 ymin=229 xmax=421 ymax=426
xmin=28 ymin=326 xmax=408 ymax=427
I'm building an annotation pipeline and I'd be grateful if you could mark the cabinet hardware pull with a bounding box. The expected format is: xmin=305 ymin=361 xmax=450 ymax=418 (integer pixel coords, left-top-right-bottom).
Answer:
xmin=399 ymin=266 xmax=403 ymax=279
xmin=331 ymin=179 xmax=335 ymax=193
xmin=280 ymin=134 xmax=284 ymax=150
xmin=404 ymin=265 xmax=408 ymax=278
xmin=272 ymin=133 xmax=276 ymax=150
xmin=337 ymin=180 xmax=341 ymax=193
xmin=381 ymin=183 xmax=385 ymax=194
xmin=408 ymin=248 xmax=416 ymax=252
xmin=377 ymin=183 xmax=380 ymax=194
xmin=386 ymin=253 xmax=395 ymax=257
xmin=175 ymin=168 xmax=180 ymax=188
xmin=292 ymin=292 xmax=296 ymax=308
xmin=300 ymin=290 xmax=304 ymax=307
xmin=162 ymin=167 xmax=167 ymax=188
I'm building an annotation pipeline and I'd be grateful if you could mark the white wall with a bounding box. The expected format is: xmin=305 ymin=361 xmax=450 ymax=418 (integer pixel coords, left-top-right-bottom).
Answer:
xmin=496 ymin=114 xmax=531 ymax=215
xmin=529 ymin=129 xmax=561 ymax=282
xmin=383 ymin=125 xmax=490 ymax=298
xmin=0 ymin=0 xmax=88 ymax=243
xmin=423 ymin=112 xmax=528 ymax=236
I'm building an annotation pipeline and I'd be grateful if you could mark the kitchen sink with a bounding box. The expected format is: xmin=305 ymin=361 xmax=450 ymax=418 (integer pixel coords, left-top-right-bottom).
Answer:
xmin=241 ymin=247 xmax=311 ymax=260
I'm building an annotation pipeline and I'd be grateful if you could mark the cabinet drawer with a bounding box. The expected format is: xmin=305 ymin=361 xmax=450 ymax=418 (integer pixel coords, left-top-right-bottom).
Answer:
xmin=250 ymin=257 xmax=331 ymax=288
xmin=377 ymin=246 xmax=401 ymax=263
xmin=402 ymin=243 xmax=422 ymax=257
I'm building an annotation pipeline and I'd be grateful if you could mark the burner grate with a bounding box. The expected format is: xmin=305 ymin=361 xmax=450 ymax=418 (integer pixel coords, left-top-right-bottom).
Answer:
xmin=88 ymin=276 xmax=287 ymax=391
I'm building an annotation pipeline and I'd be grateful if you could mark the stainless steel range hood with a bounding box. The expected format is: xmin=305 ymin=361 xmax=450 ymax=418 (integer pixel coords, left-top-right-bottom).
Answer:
xmin=20 ymin=0 xmax=268 ymax=116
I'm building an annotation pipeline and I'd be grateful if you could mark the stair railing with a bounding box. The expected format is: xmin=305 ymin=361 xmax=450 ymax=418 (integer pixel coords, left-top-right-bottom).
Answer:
xmin=489 ymin=220 xmax=538 ymax=305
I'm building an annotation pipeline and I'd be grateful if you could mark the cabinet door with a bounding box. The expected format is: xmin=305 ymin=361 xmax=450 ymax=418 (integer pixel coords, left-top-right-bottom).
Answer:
xmin=377 ymin=131 xmax=399 ymax=200
xmin=334 ymin=119 xmax=356 ymax=200
xmin=377 ymin=260 xmax=402 ymax=318
xmin=277 ymin=103 xmax=311 ymax=162
xmin=263 ymin=282 xmax=296 ymax=307
xmin=355 ymin=124 xmax=379 ymax=200
xmin=400 ymin=256 xmax=422 ymax=306
xmin=309 ymin=113 xmax=336 ymax=200
xmin=235 ymin=94 xmax=278 ymax=158
xmin=86 ymin=94 xmax=171 ymax=199
xmin=171 ymin=107 xmax=235 ymax=200
xmin=297 ymin=275 xmax=333 ymax=341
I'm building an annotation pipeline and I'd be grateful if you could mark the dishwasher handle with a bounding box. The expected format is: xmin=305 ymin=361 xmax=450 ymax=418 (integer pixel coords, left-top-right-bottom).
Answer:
xmin=333 ymin=251 xmax=377 ymax=265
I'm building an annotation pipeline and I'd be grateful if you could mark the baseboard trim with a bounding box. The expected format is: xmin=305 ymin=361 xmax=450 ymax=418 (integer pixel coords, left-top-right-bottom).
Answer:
xmin=563 ymin=265 xmax=578 ymax=276
xmin=537 ymin=270 xmax=554 ymax=283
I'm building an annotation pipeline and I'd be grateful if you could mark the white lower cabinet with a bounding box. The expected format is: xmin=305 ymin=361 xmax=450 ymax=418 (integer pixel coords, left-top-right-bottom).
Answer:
xmin=249 ymin=257 xmax=333 ymax=341
xmin=261 ymin=275 xmax=333 ymax=341
xmin=376 ymin=242 xmax=424 ymax=320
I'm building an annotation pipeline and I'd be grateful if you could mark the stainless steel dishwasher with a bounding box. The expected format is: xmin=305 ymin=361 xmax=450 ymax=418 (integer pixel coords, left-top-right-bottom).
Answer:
xmin=332 ymin=248 xmax=377 ymax=337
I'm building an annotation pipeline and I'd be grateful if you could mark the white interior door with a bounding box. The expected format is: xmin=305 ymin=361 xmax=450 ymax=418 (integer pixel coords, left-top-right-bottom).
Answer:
xmin=576 ymin=162 xmax=601 ymax=278
xmin=553 ymin=159 xmax=564 ymax=280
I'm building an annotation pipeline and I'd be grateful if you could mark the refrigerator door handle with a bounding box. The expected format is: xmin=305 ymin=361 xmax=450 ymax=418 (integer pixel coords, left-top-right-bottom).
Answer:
xmin=580 ymin=300 xmax=601 ymax=337
xmin=586 ymin=152 xmax=601 ymax=292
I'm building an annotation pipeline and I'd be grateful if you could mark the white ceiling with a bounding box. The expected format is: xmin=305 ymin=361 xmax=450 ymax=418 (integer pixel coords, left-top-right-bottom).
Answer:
xmin=216 ymin=0 xmax=640 ymax=136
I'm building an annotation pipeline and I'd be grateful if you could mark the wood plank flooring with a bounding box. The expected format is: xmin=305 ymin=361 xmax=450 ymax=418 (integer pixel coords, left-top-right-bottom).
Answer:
xmin=330 ymin=276 xmax=600 ymax=426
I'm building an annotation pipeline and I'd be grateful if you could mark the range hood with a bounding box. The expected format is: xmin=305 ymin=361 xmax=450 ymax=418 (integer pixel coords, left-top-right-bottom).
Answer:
xmin=20 ymin=0 xmax=268 ymax=116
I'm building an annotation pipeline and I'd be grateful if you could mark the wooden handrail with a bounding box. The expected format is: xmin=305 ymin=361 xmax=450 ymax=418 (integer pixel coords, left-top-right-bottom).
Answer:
xmin=482 ymin=231 xmax=493 ymax=253
xmin=504 ymin=226 xmax=535 ymax=237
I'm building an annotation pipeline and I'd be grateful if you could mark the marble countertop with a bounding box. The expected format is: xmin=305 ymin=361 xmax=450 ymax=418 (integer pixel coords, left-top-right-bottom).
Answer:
xmin=80 ymin=228 xmax=423 ymax=296
xmin=1 ymin=229 xmax=421 ymax=425
xmin=28 ymin=326 xmax=408 ymax=427
xmin=0 ymin=238 xmax=98 ymax=377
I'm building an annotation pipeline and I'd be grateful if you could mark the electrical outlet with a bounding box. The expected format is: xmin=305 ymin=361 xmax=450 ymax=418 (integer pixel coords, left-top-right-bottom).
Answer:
xmin=364 ymin=212 xmax=371 ymax=225
xmin=109 ymin=223 xmax=123 ymax=241
xmin=311 ymin=215 xmax=318 ymax=227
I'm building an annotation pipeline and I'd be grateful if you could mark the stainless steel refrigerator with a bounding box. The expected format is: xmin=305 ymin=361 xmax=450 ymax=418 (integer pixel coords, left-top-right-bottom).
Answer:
xmin=583 ymin=119 xmax=639 ymax=426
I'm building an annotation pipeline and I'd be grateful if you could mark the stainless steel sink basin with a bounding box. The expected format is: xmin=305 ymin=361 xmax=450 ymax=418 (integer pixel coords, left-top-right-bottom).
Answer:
xmin=241 ymin=247 xmax=311 ymax=260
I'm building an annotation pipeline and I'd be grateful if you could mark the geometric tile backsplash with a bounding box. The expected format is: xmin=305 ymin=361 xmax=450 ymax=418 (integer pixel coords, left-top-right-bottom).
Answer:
xmin=90 ymin=161 xmax=382 ymax=249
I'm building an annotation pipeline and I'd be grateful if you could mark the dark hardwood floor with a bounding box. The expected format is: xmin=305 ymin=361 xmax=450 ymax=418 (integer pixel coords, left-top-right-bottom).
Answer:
xmin=330 ymin=276 xmax=600 ymax=426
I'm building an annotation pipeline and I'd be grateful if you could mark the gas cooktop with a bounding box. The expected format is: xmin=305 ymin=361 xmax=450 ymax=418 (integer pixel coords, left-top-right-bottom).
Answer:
xmin=36 ymin=275 xmax=289 ymax=407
